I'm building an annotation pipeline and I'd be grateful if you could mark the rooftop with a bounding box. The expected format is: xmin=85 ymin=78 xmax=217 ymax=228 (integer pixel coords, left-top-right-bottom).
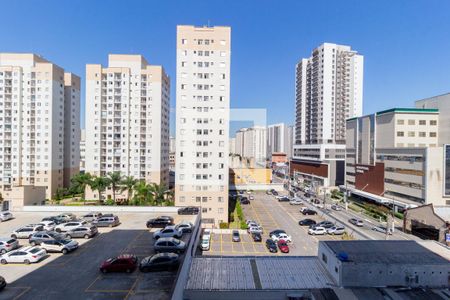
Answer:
xmin=323 ymin=240 xmax=449 ymax=265
xmin=376 ymin=107 xmax=439 ymax=115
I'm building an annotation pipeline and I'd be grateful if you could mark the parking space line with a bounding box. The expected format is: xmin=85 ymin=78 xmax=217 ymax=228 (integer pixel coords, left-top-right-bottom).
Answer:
xmin=6 ymin=286 xmax=31 ymax=300
xmin=124 ymin=276 xmax=140 ymax=300
xmin=220 ymin=232 xmax=223 ymax=253
xmin=85 ymin=275 xmax=103 ymax=292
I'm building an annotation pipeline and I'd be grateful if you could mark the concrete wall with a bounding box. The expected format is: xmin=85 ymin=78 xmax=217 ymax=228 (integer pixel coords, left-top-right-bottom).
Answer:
xmin=4 ymin=186 xmax=46 ymax=211
xmin=229 ymin=184 xmax=284 ymax=192
xmin=21 ymin=205 xmax=179 ymax=213
xmin=183 ymin=290 xmax=311 ymax=300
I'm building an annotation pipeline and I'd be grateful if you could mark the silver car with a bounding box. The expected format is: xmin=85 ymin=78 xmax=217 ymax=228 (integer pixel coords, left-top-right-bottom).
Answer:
xmin=92 ymin=216 xmax=120 ymax=227
xmin=40 ymin=239 xmax=78 ymax=254
xmin=82 ymin=212 xmax=103 ymax=222
xmin=0 ymin=238 xmax=19 ymax=254
xmin=0 ymin=212 xmax=13 ymax=222
xmin=154 ymin=237 xmax=186 ymax=253
xmin=11 ymin=225 xmax=44 ymax=239
xmin=327 ymin=226 xmax=346 ymax=235
xmin=55 ymin=221 xmax=87 ymax=232
xmin=175 ymin=221 xmax=194 ymax=234
xmin=65 ymin=226 xmax=98 ymax=239
xmin=153 ymin=226 xmax=182 ymax=240
xmin=29 ymin=231 xmax=65 ymax=246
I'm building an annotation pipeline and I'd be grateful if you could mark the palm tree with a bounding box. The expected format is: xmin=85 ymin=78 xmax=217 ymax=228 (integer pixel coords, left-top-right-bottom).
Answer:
xmin=133 ymin=181 xmax=152 ymax=205
xmin=150 ymin=183 xmax=169 ymax=206
xmin=120 ymin=176 xmax=138 ymax=204
xmin=70 ymin=173 xmax=92 ymax=201
xmin=90 ymin=176 xmax=110 ymax=202
xmin=107 ymin=172 xmax=122 ymax=203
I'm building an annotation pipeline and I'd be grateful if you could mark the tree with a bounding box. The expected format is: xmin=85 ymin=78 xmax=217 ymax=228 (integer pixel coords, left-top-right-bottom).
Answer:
xmin=120 ymin=176 xmax=138 ymax=204
xmin=90 ymin=176 xmax=110 ymax=202
xmin=70 ymin=173 xmax=92 ymax=201
xmin=150 ymin=183 xmax=169 ymax=206
xmin=133 ymin=181 xmax=152 ymax=205
xmin=107 ymin=172 xmax=122 ymax=204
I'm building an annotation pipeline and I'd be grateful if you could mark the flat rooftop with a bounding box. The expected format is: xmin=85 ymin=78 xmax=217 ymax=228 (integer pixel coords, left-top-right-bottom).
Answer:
xmin=185 ymin=256 xmax=334 ymax=291
xmin=323 ymin=240 xmax=449 ymax=265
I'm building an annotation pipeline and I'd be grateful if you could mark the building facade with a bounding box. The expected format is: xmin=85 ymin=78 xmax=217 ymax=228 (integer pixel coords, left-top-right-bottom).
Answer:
xmin=346 ymin=108 xmax=447 ymax=209
xmin=0 ymin=53 xmax=80 ymax=199
xmin=85 ymin=54 xmax=170 ymax=199
xmin=175 ymin=25 xmax=231 ymax=226
xmin=79 ymin=129 xmax=86 ymax=172
xmin=291 ymin=43 xmax=363 ymax=188
xmin=234 ymin=127 xmax=267 ymax=165
xmin=267 ymin=123 xmax=292 ymax=158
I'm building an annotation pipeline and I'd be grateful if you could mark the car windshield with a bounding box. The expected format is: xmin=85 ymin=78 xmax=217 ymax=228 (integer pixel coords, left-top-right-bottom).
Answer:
xmin=233 ymin=232 xmax=239 ymax=236
xmin=279 ymin=242 xmax=287 ymax=246
xmin=202 ymin=238 xmax=209 ymax=243
xmin=59 ymin=240 xmax=71 ymax=244
xmin=29 ymin=248 xmax=40 ymax=254
xmin=172 ymin=239 xmax=181 ymax=245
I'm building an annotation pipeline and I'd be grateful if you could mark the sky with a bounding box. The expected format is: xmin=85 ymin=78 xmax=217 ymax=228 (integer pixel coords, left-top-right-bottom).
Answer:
xmin=1 ymin=0 xmax=450 ymax=137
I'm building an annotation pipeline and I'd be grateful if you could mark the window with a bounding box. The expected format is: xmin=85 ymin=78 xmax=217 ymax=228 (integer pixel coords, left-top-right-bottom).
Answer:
xmin=397 ymin=131 xmax=404 ymax=137
xmin=218 ymin=208 xmax=224 ymax=214
xmin=202 ymin=208 xmax=208 ymax=213
xmin=408 ymin=120 xmax=415 ymax=125
xmin=397 ymin=119 xmax=404 ymax=125
xmin=419 ymin=132 xmax=426 ymax=137
xmin=419 ymin=120 xmax=426 ymax=125
xmin=430 ymin=120 xmax=437 ymax=126
xmin=220 ymin=40 xmax=226 ymax=45
xmin=408 ymin=131 xmax=415 ymax=137
xmin=430 ymin=132 xmax=437 ymax=137
xmin=181 ymin=39 xmax=187 ymax=45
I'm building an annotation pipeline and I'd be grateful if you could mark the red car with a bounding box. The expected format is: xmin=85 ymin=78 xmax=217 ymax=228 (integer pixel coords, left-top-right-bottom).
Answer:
xmin=100 ymin=254 xmax=137 ymax=273
xmin=277 ymin=240 xmax=289 ymax=253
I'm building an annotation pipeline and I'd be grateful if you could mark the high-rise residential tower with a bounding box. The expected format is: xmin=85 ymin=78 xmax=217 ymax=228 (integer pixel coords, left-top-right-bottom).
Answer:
xmin=0 ymin=53 xmax=80 ymax=199
xmin=291 ymin=43 xmax=363 ymax=188
xmin=267 ymin=123 xmax=293 ymax=158
xmin=85 ymin=54 xmax=170 ymax=199
xmin=175 ymin=25 xmax=231 ymax=226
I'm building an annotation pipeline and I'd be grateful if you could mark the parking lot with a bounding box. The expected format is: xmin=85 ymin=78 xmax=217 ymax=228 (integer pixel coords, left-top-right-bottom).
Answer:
xmin=0 ymin=211 xmax=196 ymax=300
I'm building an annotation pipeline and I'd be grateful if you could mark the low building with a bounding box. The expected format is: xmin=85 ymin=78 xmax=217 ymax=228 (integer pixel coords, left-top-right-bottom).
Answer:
xmin=404 ymin=204 xmax=450 ymax=243
xmin=271 ymin=152 xmax=287 ymax=164
xmin=346 ymin=108 xmax=445 ymax=210
xmin=2 ymin=185 xmax=46 ymax=211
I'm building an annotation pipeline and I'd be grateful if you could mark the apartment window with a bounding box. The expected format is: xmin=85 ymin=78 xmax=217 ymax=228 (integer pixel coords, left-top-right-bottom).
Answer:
xmin=218 ymin=197 xmax=224 ymax=203
xmin=408 ymin=131 xmax=415 ymax=137
xmin=202 ymin=197 xmax=208 ymax=202
xmin=179 ymin=196 xmax=185 ymax=202
xmin=408 ymin=120 xmax=415 ymax=125
xmin=419 ymin=132 xmax=426 ymax=137
xmin=430 ymin=132 xmax=437 ymax=137
xmin=220 ymin=40 xmax=226 ymax=45
xmin=419 ymin=120 xmax=426 ymax=125
xmin=430 ymin=120 xmax=437 ymax=126
xmin=202 ymin=208 xmax=207 ymax=213
xmin=196 ymin=197 xmax=201 ymax=202
xmin=181 ymin=39 xmax=187 ymax=45
xmin=397 ymin=131 xmax=404 ymax=137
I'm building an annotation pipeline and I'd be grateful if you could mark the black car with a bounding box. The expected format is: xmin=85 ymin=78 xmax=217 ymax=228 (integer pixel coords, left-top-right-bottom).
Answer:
xmin=139 ymin=253 xmax=180 ymax=272
xmin=302 ymin=209 xmax=317 ymax=215
xmin=177 ymin=206 xmax=199 ymax=215
xmin=146 ymin=216 xmax=174 ymax=228
xmin=265 ymin=239 xmax=278 ymax=253
xmin=316 ymin=221 xmax=334 ymax=229
xmin=298 ymin=219 xmax=316 ymax=226
xmin=272 ymin=190 xmax=279 ymax=196
xmin=240 ymin=197 xmax=250 ymax=205
xmin=0 ymin=276 xmax=5 ymax=291
xmin=251 ymin=232 xmax=262 ymax=242
xmin=277 ymin=196 xmax=290 ymax=202
xmin=269 ymin=229 xmax=286 ymax=237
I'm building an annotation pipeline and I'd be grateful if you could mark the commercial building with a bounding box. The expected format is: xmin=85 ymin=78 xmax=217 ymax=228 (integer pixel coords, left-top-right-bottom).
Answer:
xmin=267 ymin=123 xmax=293 ymax=159
xmin=0 ymin=53 xmax=80 ymax=200
xmin=346 ymin=108 xmax=446 ymax=209
xmin=292 ymin=43 xmax=363 ymax=189
xmin=85 ymin=54 xmax=170 ymax=199
xmin=175 ymin=25 xmax=231 ymax=226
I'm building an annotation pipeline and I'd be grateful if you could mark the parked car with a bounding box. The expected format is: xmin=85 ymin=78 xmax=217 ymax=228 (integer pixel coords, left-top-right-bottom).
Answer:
xmin=92 ymin=215 xmax=120 ymax=228
xmin=277 ymin=240 xmax=289 ymax=253
xmin=248 ymin=226 xmax=263 ymax=234
xmin=308 ymin=226 xmax=327 ymax=235
xmin=175 ymin=221 xmax=194 ymax=234
xmin=316 ymin=221 xmax=335 ymax=229
xmin=154 ymin=237 xmax=186 ymax=253
xmin=0 ymin=276 xmax=5 ymax=291
xmin=278 ymin=196 xmax=290 ymax=202
xmin=146 ymin=216 xmax=174 ymax=228
xmin=100 ymin=254 xmax=137 ymax=273
xmin=269 ymin=229 xmax=286 ymax=237
xmin=30 ymin=221 xmax=56 ymax=231
xmin=200 ymin=236 xmax=210 ymax=251
xmin=271 ymin=232 xmax=292 ymax=243
xmin=0 ymin=246 xmax=46 ymax=264
xmin=139 ymin=253 xmax=180 ymax=272
xmin=313 ymin=202 xmax=324 ymax=209
xmin=266 ymin=190 xmax=272 ymax=195
xmin=327 ymin=226 xmax=346 ymax=235
xmin=202 ymin=229 xmax=211 ymax=241
xmin=11 ymin=225 xmax=44 ymax=239
xmin=240 ymin=197 xmax=250 ymax=205
xmin=348 ymin=218 xmax=364 ymax=227
xmin=302 ymin=209 xmax=318 ymax=215
xmin=232 ymin=230 xmax=240 ymax=242
xmin=42 ymin=216 xmax=67 ymax=225
xmin=81 ymin=212 xmax=103 ymax=222
xmin=0 ymin=238 xmax=19 ymax=254
xmin=153 ymin=226 xmax=182 ymax=240
xmin=40 ymin=239 xmax=78 ymax=254
xmin=55 ymin=221 xmax=87 ymax=233
xmin=65 ymin=226 xmax=98 ymax=239
xmin=56 ymin=213 xmax=77 ymax=222
xmin=289 ymin=198 xmax=302 ymax=205
xmin=331 ymin=205 xmax=342 ymax=211
xmin=272 ymin=190 xmax=279 ymax=196
xmin=371 ymin=226 xmax=392 ymax=235
xmin=29 ymin=231 xmax=64 ymax=246
xmin=265 ymin=239 xmax=278 ymax=253
xmin=177 ymin=206 xmax=199 ymax=215
xmin=246 ymin=221 xmax=259 ymax=229
xmin=0 ymin=212 xmax=13 ymax=222
xmin=249 ymin=195 xmax=255 ymax=200
xmin=251 ymin=232 xmax=262 ymax=242
xmin=298 ymin=219 xmax=317 ymax=226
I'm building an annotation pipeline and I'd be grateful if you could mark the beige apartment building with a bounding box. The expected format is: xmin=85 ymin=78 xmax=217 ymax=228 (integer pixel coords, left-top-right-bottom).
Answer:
xmin=175 ymin=25 xmax=231 ymax=226
xmin=0 ymin=53 xmax=80 ymax=201
xmin=346 ymin=108 xmax=448 ymax=209
xmin=85 ymin=54 xmax=170 ymax=200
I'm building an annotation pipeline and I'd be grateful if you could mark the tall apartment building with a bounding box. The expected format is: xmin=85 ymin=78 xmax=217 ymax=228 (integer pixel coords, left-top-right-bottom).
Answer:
xmin=0 ymin=53 xmax=80 ymax=199
xmin=267 ymin=123 xmax=293 ymax=158
xmin=346 ymin=108 xmax=447 ymax=209
xmin=175 ymin=25 xmax=231 ymax=226
xmin=291 ymin=43 xmax=363 ymax=188
xmin=79 ymin=129 xmax=86 ymax=172
xmin=235 ymin=127 xmax=267 ymax=165
xmin=85 ymin=54 xmax=170 ymax=199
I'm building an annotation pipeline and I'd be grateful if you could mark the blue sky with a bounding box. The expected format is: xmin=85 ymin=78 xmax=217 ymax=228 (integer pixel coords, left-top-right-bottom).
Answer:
xmin=1 ymin=0 xmax=450 ymax=136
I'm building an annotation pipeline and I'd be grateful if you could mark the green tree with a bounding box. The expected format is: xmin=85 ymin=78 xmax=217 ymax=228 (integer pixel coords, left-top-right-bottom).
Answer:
xmin=150 ymin=183 xmax=170 ymax=206
xmin=90 ymin=176 xmax=110 ymax=202
xmin=107 ymin=172 xmax=122 ymax=204
xmin=133 ymin=181 xmax=152 ymax=205
xmin=120 ymin=176 xmax=138 ymax=204
xmin=70 ymin=173 xmax=93 ymax=201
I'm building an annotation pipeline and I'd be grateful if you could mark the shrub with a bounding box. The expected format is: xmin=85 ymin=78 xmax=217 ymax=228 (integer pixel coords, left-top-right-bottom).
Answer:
xmin=229 ymin=214 xmax=235 ymax=223
xmin=240 ymin=220 xmax=247 ymax=229
xmin=104 ymin=198 xmax=115 ymax=206
xmin=219 ymin=222 xmax=229 ymax=229
xmin=394 ymin=212 xmax=404 ymax=220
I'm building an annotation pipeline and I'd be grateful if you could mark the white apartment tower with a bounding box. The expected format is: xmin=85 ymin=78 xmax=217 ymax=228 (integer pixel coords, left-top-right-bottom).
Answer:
xmin=235 ymin=127 xmax=267 ymax=164
xmin=0 ymin=53 xmax=80 ymax=198
xmin=85 ymin=54 xmax=170 ymax=191
xmin=267 ymin=123 xmax=293 ymax=158
xmin=175 ymin=25 xmax=231 ymax=226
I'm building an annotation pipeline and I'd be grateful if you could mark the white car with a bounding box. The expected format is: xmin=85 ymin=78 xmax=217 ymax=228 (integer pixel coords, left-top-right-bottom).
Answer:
xmin=0 ymin=212 xmax=13 ymax=222
xmin=247 ymin=226 xmax=263 ymax=234
xmin=153 ymin=226 xmax=182 ymax=240
xmin=55 ymin=221 xmax=87 ymax=233
xmin=0 ymin=246 xmax=46 ymax=264
xmin=308 ymin=226 xmax=327 ymax=235
xmin=247 ymin=221 xmax=259 ymax=229
xmin=331 ymin=205 xmax=342 ymax=211
xmin=200 ymin=237 xmax=210 ymax=251
xmin=11 ymin=225 xmax=44 ymax=239
xmin=313 ymin=202 xmax=324 ymax=209
xmin=175 ymin=221 xmax=194 ymax=234
xmin=271 ymin=233 xmax=292 ymax=243
xmin=202 ymin=229 xmax=211 ymax=240
xmin=28 ymin=221 xmax=55 ymax=231
xmin=40 ymin=239 xmax=78 ymax=254
xmin=289 ymin=198 xmax=303 ymax=205
xmin=56 ymin=213 xmax=76 ymax=221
